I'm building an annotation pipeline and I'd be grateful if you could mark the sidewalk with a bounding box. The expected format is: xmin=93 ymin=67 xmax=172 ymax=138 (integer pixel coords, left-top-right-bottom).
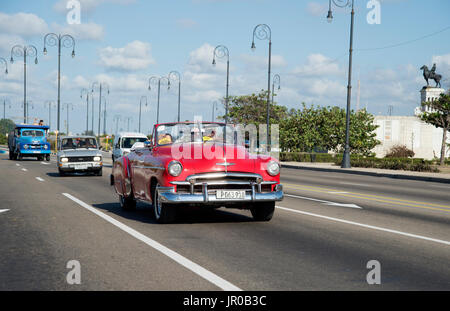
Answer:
xmin=281 ymin=161 xmax=450 ymax=184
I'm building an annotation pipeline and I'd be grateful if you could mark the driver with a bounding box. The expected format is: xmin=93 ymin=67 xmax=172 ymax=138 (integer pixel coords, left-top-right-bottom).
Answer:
xmin=158 ymin=133 xmax=172 ymax=145
xmin=203 ymin=130 xmax=216 ymax=142
xmin=63 ymin=138 xmax=74 ymax=149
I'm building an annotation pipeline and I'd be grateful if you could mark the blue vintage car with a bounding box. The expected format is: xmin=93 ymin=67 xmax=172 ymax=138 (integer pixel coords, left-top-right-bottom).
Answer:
xmin=8 ymin=124 xmax=51 ymax=161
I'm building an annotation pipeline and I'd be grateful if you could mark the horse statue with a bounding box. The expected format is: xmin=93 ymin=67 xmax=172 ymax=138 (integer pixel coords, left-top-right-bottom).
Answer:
xmin=420 ymin=64 xmax=442 ymax=88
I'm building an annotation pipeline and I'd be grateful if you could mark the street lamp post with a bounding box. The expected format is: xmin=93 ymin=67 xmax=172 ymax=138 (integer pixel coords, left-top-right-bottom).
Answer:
xmin=327 ymin=0 xmax=355 ymax=168
xmin=43 ymin=33 xmax=75 ymax=132
xmin=0 ymin=57 xmax=8 ymax=75
xmin=3 ymin=98 xmax=11 ymax=119
xmin=251 ymin=24 xmax=272 ymax=152
xmin=44 ymin=101 xmax=55 ymax=130
xmin=212 ymin=100 xmax=218 ymax=122
xmin=80 ymin=88 xmax=89 ymax=134
xmin=113 ymin=115 xmax=121 ymax=135
xmin=90 ymin=89 xmax=95 ymax=133
xmin=62 ymin=103 xmax=73 ymax=135
xmin=148 ymin=76 xmax=170 ymax=124
xmin=91 ymin=82 xmax=109 ymax=137
xmin=21 ymin=101 xmax=34 ymax=124
xmin=139 ymin=96 xmax=148 ymax=133
xmin=272 ymin=74 xmax=281 ymax=104
xmin=168 ymin=71 xmax=181 ymax=122
xmin=10 ymin=45 xmax=38 ymax=123
xmin=212 ymin=45 xmax=230 ymax=124
xmin=125 ymin=116 xmax=133 ymax=132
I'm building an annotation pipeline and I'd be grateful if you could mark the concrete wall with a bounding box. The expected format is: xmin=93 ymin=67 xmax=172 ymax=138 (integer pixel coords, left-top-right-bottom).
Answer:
xmin=372 ymin=116 xmax=449 ymax=160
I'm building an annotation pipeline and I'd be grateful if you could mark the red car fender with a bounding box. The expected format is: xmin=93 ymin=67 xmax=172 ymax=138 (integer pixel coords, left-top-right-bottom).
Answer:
xmin=122 ymin=156 xmax=133 ymax=197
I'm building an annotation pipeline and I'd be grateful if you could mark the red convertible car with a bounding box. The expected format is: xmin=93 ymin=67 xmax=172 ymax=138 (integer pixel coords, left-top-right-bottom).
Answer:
xmin=111 ymin=122 xmax=283 ymax=223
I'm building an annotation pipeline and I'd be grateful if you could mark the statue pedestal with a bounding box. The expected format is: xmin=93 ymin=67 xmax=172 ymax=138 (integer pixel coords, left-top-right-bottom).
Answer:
xmin=419 ymin=86 xmax=445 ymax=113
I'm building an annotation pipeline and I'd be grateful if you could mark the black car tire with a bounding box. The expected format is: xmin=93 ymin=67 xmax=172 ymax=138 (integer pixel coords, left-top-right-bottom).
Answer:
xmin=46 ymin=154 xmax=50 ymax=161
xmin=119 ymin=194 xmax=136 ymax=210
xmin=250 ymin=202 xmax=275 ymax=221
xmin=58 ymin=168 xmax=66 ymax=176
xmin=153 ymin=183 xmax=176 ymax=224
xmin=95 ymin=168 xmax=103 ymax=176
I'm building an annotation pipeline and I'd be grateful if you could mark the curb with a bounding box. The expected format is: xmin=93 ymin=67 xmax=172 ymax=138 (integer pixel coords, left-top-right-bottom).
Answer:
xmin=281 ymin=164 xmax=450 ymax=184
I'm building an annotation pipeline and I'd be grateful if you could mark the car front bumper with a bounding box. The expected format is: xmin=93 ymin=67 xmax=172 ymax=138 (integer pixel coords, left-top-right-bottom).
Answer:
xmin=19 ymin=150 xmax=51 ymax=155
xmin=59 ymin=162 xmax=102 ymax=172
xmin=157 ymin=184 xmax=284 ymax=204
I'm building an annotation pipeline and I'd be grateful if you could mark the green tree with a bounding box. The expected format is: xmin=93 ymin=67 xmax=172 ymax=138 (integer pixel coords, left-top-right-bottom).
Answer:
xmin=0 ymin=118 xmax=15 ymax=135
xmin=280 ymin=106 xmax=379 ymax=156
xmin=222 ymin=90 xmax=288 ymax=126
xmin=420 ymin=93 xmax=450 ymax=166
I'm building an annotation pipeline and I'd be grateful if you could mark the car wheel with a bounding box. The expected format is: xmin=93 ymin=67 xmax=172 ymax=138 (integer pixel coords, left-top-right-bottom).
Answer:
xmin=46 ymin=154 xmax=50 ymax=161
xmin=58 ymin=168 xmax=65 ymax=177
xmin=250 ymin=202 xmax=275 ymax=221
xmin=153 ymin=183 xmax=176 ymax=224
xmin=95 ymin=168 xmax=103 ymax=176
xmin=119 ymin=194 xmax=136 ymax=210
xmin=38 ymin=155 xmax=44 ymax=161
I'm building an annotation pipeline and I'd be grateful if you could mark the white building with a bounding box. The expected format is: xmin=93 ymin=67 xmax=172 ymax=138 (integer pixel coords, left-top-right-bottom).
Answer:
xmin=372 ymin=87 xmax=449 ymax=160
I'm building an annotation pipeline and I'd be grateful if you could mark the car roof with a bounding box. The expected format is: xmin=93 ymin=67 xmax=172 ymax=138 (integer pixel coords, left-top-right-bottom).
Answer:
xmin=59 ymin=136 xmax=97 ymax=139
xmin=117 ymin=132 xmax=147 ymax=138
xmin=15 ymin=124 xmax=50 ymax=130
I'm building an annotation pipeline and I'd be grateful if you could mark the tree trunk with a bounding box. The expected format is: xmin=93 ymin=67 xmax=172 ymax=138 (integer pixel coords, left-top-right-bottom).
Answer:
xmin=440 ymin=126 xmax=448 ymax=166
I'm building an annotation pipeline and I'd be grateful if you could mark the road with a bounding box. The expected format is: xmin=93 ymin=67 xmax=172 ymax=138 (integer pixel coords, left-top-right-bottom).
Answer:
xmin=0 ymin=150 xmax=449 ymax=290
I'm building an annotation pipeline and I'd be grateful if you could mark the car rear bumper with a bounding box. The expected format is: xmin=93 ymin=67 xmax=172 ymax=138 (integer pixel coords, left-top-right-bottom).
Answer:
xmin=157 ymin=184 xmax=284 ymax=204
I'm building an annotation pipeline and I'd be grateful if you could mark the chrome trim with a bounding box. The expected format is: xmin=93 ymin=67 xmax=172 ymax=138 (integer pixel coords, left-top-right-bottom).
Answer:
xmin=170 ymin=180 xmax=276 ymax=186
xmin=216 ymin=162 xmax=236 ymax=166
xmin=186 ymin=172 xmax=263 ymax=181
xmin=202 ymin=183 xmax=208 ymax=203
xmin=131 ymin=165 xmax=165 ymax=170
xmin=157 ymin=186 xmax=284 ymax=204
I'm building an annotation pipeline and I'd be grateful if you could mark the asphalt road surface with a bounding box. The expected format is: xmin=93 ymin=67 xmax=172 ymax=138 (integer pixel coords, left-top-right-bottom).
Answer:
xmin=0 ymin=150 xmax=449 ymax=290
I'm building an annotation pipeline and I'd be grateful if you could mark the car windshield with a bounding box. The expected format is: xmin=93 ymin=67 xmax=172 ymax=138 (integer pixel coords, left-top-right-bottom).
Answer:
xmin=21 ymin=130 xmax=44 ymax=137
xmin=155 ymin=123 xmax=240 ymax=146
xmin=122 ymin=137 xmax=148 ymax=149
xmin=61 ymin=137 xmax=98 ymax=150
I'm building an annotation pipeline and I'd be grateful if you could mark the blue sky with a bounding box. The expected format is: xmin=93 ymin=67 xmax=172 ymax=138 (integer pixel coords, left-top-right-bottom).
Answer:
xmin=1 ymin=0 xmax=449 ymax=135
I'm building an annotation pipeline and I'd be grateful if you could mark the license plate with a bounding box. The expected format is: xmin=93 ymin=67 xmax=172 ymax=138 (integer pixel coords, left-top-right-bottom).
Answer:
xmin=216 ymin=190 xmax=246 ymax=200
xmin=32 ymin=151 xmax=40 ymax=153
xmin=75 ymin=164 xmax=88 ymax=170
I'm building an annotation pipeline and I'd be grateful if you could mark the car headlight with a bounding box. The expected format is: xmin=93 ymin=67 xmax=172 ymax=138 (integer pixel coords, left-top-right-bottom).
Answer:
xmin=266 ymin=160 xmax=280 ymax=176
xmin=43 ymin=144 xmax=48 ymax=150
xmin=23 ymin=144 xmax=29 ymax=149
xmin=60 ymin=157 xmax=68 ymax=163
xmin=168 ymin=161 xmax=183 ymax=177
xmin=94 ymin=156 xmax=101 ymax=162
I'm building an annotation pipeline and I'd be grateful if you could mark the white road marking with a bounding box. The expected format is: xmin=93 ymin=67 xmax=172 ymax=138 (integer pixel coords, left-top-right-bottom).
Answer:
xmin=41 ymin=162 xmax=50 ymax=165
xmin=276 ymin=205 xmax=450 ymax=246
xmin=285 ymin=193 xmax=362 ymax=209
xmin=0 ymin=209 xmax=9 ymax=214
xmin=339 ymin=182 xmax=370 ymax=187
xmin=16 ymin=163 xmax=20 ymax=166
xmin=35 ymin=177 xmax=45 ymax=182
xmin=21 ymin=168 xmax=27 ymax=172
xmin=328 ymin=191 xmax=349 ymax=194
xmin=62 ymin=193 xmax=242 ymax=291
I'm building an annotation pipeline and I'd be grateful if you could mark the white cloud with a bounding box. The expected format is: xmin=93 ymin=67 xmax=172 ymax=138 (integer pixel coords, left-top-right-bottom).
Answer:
xmin=292 ymin=53 xmax=343 ymax=77
xmin=98 ymin=40 xmax=155 ymax=71
xmin=51 ymin=22 xmax=104 ymax=41
xmin=0 ymin=12 xmax=48 ymax=37
xmin=53 ymin=0 xmax=136 ymax=14
xmin=306 ymin=2 xmax=327 ymax=16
